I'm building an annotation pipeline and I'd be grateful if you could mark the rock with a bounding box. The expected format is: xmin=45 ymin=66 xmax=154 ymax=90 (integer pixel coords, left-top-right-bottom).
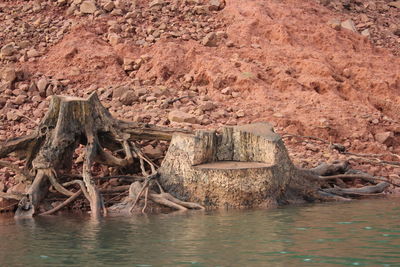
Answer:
xmin=388 ymin=1 xmax=400 ymax=8
xmin=14 ymin=95 xmax=27 ymax=105
xmin=112 ymin=86 xmax=128 ymax=99
xmin=36 ymin=77 xmax=48 ymax=93
xmin=120 ymin=91 xmax=138 ymax=105
xmin=1 ymin=67 xmax=17 ymax=83
xmin=375 ymin=132 xmax=393 ymax=145
xmin=7 ymin=111 xmax=20 ymax=121
xmin=361 ymin=29 xmax=370 ymax=37
xmin=1 ymin=43 xmax=16 ymax=57
xmin=149 ymin=0 xmax=164 ymax=8
xmin=341 ymin=19 xmax=358 ymax=33
xmin=199 ymin=101 xmax=216 ymax=111
xmin=327 ymin=19 xmax=341 ymax=31
xmin=221 ymin=87 xmax=232 ymax=95
xmin=231 ymin=92 xmax=240 ymax=98
xmin=236 ymin=110 xmax=245 ymax=118
xmin=103 ymin=1 xmax=115 ymax=12
xmin=209 ymin=0 xmax=225 ymax=11
xmin=201 ymin=32 xmax=218 ymax=47
xmin=26 ymin=49 xmax=40 ymax=58
xmin=226 ymin=41 xmax=235 ymax=47
xmin=108 ymin=33 xmax=121 ymax=46
xmin=136 ymin=88 xmax=148 ymax=96
xmin=19 ymin=41 xmax=31 ymax=49
xmin=168 ymin=110 xmax=198 ymax=124
xmin=145 ymin=96 xmax=157 ymax=102
xmin=80 ymin=1 xmax=97 ymax=14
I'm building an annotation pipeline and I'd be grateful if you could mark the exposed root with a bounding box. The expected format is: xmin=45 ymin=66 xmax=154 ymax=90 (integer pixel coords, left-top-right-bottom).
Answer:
xmin=322 ymin=182 xmax=390 ymax=197
xmin=47 ymin=169 xmax=74 ymax=197
xmin=318 ymin=174 xmax=399 ymax=186
xmin=127 ymin=180 xmax=205 ymax=213
xmin=39 ymin=189 xmax=82 ymax=216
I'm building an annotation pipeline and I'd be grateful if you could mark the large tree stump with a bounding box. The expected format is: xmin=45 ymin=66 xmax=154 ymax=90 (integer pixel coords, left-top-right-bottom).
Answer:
xmin=159 ymin=123 xmax=299 ymax=208
xmin=0 ymin=93 xmax=192 ymax=218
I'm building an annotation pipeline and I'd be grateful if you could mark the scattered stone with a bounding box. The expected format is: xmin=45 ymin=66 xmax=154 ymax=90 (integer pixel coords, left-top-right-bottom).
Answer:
xmin=108 ymin=33 xmax=121 ymax=46
xmin=199 ymin=101 xmax=216 ymax=111
xmin=14 ymin=95 xmax=27 ymax=105
xmin=375 ymin=132 xmax=393 ymax=145
xmin=327 ymin=19 xmax=341 ymax=31
xmin=361 ymin=29 xmax=370 ymax=37
xmin=1 ymin=43 xmax=16 ymax=57
xmin=388 ymin=1 xmax=400 ymax=8
xmin=236 ymin=110 xmax=245 ymax=118
xmin=221 ymin=87 xmax=231 ymax=95
xmin=1 ymin=67 xmax=17 ymax=83
xmin=27 ymin=49 xmax=40 ymax=58
xmin=341 ymin=19 xmax=358 ymax=33
xmin=226 ymin=41 xmax=235 ymax=47
xmin=209 ymin=0 xmax=225 ymax=11
xmin=80 ymin=1 xmax=97 ymax=14
xmin=36 ymin=77 xmax=48 ymax=94
xmin=6 ymin=111 xmax=20 ymax=121
xmin=201 ymin=32 xmax=218 ymax=47
xmin=103 ymin=1 xmax=115 ymax=12
xmin=149 ymin=0 xmax=164 ymax=8
xmin=168 ymin=110 xmax=198 ymax=124
xmin=120 ymin=91 xmax=138 ymax=105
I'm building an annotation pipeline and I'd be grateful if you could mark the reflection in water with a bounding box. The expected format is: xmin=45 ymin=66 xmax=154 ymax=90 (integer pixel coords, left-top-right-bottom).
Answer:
xmin=0 ymin=198 xmax=399 ymax=266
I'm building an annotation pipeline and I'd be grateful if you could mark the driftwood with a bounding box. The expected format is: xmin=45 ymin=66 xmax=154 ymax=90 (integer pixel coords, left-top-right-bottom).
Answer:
xmin=0 ymin=93 xmax=395 ymax=217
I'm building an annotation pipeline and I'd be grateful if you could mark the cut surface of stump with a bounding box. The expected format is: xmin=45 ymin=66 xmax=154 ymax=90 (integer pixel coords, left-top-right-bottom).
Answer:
xmin=159 ymin=123 xmax=297 ymax=208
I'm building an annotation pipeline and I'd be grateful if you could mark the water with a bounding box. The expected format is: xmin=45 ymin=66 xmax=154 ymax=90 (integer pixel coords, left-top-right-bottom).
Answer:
xmin=0 ymin=198 xmax=399 ymax=267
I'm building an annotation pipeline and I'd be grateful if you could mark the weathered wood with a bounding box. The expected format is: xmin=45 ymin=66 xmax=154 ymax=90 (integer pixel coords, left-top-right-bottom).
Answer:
xmin=159 ymin=123 xmax=298 ymax=208
xmin=322 ymin=182 xmax=390 ymax=196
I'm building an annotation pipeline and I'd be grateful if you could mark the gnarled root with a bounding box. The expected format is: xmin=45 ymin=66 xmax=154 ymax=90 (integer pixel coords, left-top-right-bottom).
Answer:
xmin=128 ymin=181 xmax=204 ymax=213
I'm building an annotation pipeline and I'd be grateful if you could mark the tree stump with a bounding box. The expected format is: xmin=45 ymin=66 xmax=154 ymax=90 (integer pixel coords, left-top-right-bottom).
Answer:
xmin=0 ymin=93 xmax=192 ymax=218
xmin=159 ymin=123 xmax=299 ymax=208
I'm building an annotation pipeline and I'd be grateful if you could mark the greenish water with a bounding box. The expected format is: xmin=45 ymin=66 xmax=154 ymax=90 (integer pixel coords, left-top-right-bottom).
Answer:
xmin=0 ymin=198 xmax=399 ymax=267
